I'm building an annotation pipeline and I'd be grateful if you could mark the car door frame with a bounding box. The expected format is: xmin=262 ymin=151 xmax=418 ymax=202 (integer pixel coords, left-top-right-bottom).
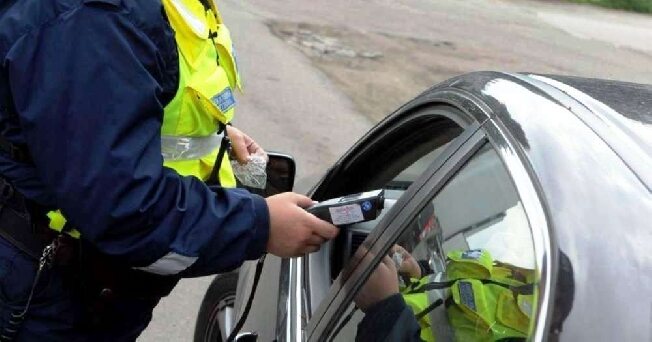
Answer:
xmin=304 ymin=127 xmax=486 ymax=341
xmin=299 ymin=92 xmax=556 ymax=341
xmin=274 ymin=87 xmax=492 ymax=342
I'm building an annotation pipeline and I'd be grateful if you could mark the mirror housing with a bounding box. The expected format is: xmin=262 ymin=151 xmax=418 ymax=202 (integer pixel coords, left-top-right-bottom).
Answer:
xmin=244 ymin=152 xmax=296 ymax=197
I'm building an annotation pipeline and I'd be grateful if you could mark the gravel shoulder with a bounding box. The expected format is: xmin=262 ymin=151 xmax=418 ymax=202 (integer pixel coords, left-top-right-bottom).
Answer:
xmin=257 ymin=0 xmax=652 ymax=121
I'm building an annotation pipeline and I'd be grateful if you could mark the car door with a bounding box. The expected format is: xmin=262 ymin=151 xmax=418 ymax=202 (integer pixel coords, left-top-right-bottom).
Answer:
xmin=275 ymin=86 xmax=554 ymax=341
xmin=274 ymin=85 xmax=508 ymax=340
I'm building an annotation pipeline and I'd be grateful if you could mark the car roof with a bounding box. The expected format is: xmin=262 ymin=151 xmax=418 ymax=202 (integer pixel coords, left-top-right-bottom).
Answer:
xmin=528 ymin=73 xmax=652 ymax=191
xmin=544 ymin=75 xmax=652 ymax=125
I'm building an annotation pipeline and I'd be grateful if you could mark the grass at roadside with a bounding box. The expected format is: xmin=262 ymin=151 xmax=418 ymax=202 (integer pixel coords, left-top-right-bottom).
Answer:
xmin=570 ymin=0 xmax=652 ymax=13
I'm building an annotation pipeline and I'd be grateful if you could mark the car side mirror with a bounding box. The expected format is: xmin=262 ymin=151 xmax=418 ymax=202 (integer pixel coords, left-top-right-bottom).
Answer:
xmin=239 ymin=152 xmax=295 ymax=197
xmin=263 ymin=152 xmax=296 ymax=197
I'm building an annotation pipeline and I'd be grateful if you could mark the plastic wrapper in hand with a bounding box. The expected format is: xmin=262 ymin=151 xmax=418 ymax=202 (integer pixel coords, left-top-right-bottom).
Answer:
xmin=392 ymin=251 xmax=404 ymax=269
xmin=231 ymin=153 xmax=267 ymax=189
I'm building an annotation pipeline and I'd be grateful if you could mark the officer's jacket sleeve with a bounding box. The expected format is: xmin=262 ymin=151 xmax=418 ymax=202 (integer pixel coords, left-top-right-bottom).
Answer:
xmin=4 ymin=1 xmax=269 ymax=277
xmin=356 ymin=294 xmax=423 ymax=342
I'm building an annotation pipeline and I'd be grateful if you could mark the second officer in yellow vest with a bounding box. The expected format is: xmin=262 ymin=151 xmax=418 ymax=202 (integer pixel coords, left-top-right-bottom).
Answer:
xmin=161 ymin=0 xmax=244 ymax=187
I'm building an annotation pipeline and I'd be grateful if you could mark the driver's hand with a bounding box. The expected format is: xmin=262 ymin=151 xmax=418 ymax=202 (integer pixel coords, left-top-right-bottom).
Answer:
xmin=266 ymin=192 xmax=339 ymax=257
xmin=354 ymin=255 xmax=400 ymax=312
xmin=391 ymin=245 xmax=422 ymax=279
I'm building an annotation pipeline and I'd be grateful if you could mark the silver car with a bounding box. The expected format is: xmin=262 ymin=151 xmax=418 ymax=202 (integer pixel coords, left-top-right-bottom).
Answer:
xmin=194 ymin=71 xmax=652 ymax=342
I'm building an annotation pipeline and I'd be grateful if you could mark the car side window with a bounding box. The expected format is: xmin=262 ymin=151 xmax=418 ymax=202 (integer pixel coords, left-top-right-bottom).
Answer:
xmin=323 ymin=107 xmax=466 ymax=281
xmin=328 ymin=143 xmax=539 ymax=341
xmin=305 ymin=106 xmax=471 ymax=329
xmin=316 ymin=106 xmax=466 ymax=200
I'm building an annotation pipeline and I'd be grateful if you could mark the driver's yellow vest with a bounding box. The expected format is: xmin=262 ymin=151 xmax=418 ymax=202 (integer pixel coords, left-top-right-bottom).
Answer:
xmin=48 ymin=0 xmax=242 ymax=235
xmin=401 ymin=249 xmax=536 ymax=342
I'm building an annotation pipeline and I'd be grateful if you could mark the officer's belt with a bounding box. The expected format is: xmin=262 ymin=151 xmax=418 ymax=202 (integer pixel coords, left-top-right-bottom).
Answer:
xmin=0 ymin=208 xmax=54 ymax=260
xmin=0 ymin=178 xmax=57 ymax=259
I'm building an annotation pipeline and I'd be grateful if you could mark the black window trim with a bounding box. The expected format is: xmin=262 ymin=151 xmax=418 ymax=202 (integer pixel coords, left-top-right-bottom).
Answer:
xmin=307 ymin=87 xmax=490 ymax=203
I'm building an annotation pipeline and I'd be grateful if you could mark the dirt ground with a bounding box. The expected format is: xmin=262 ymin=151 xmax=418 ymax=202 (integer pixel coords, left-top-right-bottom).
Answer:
xmin=263 ymin=0 xmax=652 ymax=122
xmin=268 ymin=21 xmax=469 ymax=122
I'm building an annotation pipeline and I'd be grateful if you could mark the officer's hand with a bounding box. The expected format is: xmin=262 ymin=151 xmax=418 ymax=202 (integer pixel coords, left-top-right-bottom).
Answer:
xmin=265 ymin=192 xmax=339 ymax=257
xmin=355 ymin=255 xmax=400 ymax=312
xmin=226 ymin=125 xmax=267 ymax=164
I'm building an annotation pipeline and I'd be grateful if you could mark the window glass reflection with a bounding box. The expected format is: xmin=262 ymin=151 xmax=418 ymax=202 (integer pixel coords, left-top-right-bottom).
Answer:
xmin=330 ymin=144 xmax=539 ymax=341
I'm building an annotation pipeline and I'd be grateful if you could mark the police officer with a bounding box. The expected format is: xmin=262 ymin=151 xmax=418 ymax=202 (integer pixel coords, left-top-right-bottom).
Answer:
xmin=0 ymin=0 xmax=338 ymax=340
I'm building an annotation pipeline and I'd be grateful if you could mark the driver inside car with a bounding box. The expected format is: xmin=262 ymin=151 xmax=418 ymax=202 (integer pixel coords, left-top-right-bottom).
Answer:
xmin=354 ymin=246 xmax=536 ymax=342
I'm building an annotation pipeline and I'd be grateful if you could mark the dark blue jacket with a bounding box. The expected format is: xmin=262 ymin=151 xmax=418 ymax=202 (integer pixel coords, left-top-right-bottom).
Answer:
xmin=0 ymin=0 xmax=269 ymax=277
xmin=356 ymin=294 xmax=422 ymax=342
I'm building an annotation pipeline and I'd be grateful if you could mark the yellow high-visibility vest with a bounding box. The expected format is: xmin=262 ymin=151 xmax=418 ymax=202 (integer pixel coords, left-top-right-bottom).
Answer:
xmin=401 ymin=249 xmax=536 ymax=342
xmin=49 ymin=0 xmax=242 ymax=233
xmin=160 ymin=0 xmax=242 ymax=187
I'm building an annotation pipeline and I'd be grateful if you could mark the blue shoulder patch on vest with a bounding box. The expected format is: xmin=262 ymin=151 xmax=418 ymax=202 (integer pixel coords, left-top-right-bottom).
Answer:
xmin=461 ymin=249 xmax=483 ymax=260
xmin=459 ymin=281 xmax=477 ymax=311
xmin=212 ymin=88 xmax=236 ymax=113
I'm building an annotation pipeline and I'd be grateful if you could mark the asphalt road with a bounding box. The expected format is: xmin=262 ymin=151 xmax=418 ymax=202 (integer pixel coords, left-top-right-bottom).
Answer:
xmin=139 ymin=1 xmax=652 ymax=340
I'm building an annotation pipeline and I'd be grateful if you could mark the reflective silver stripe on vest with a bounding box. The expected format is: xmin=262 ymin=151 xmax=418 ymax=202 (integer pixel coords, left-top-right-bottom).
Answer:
xmin=161 ymin=133 xmax=222 ymax=161
xmin=134 ymin=252 xmax=198 ymax=275
xmin=168 ymin=0 xmax=207 ymax=36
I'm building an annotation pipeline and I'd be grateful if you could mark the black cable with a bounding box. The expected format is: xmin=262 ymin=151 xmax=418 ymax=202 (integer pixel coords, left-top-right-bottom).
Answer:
xmin=226 ymin=254 xmax=267 ymax=342
xmin=207 ymin=123 xmax=229 ymax=186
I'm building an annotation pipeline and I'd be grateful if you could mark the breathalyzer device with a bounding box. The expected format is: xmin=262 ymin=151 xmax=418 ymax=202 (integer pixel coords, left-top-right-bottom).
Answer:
xmin=306 ymin=189 xmax=385 ymax=226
